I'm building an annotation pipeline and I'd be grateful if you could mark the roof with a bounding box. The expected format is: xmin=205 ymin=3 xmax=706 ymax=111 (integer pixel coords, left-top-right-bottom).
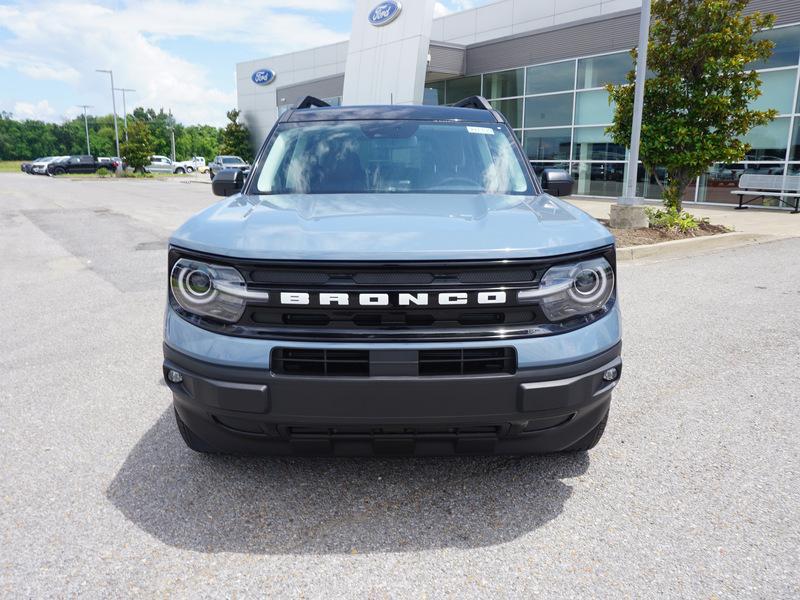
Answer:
xmin=283 ymin=104 xmax=502 ymax=123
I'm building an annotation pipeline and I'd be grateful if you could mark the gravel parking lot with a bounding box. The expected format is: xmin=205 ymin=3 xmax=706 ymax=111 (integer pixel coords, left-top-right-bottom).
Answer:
xmin=1 ymin=173 xmax=798 ymax=597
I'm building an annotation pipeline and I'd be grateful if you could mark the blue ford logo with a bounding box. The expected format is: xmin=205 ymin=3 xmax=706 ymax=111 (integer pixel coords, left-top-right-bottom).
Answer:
xmin=251 ymin=69 xmax=276 ymax=86
xmin=368 ymin=1 xmax=402 ymax=26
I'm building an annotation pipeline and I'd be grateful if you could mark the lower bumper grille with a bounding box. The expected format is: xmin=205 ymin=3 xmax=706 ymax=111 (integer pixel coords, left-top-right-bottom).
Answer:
xmin=271 ymin=347 xmax=517 ymax=377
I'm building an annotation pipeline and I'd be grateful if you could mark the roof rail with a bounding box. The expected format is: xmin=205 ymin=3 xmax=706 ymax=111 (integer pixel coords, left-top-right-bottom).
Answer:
xmin=453 ymin=95 xmax=494 ymax=111
xmin=295 ymin=95 xmax=331 ymax=110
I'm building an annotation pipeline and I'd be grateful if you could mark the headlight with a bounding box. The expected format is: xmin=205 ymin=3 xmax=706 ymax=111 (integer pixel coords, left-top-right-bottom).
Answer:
xmin=518 ymin=257 xmax=614 ymax=321
xmin=170 ymin=258 xmax=268 ymax=323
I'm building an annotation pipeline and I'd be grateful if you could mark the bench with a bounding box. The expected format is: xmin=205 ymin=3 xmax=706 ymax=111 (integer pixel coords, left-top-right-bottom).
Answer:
xmin=731 ymin=173 xmax=800 ymax=213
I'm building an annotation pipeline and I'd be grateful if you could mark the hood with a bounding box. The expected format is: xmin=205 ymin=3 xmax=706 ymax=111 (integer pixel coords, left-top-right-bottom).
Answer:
xmin=170 ymin=193 xmax=614 ymax=261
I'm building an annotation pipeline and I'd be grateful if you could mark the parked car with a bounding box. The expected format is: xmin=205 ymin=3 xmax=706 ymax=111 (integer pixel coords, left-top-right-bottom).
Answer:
xmin=208 ymin=155 xmax=249 ymax=180
xmin=20 ymin=158 xmax=45 ymax=174
xmin=47 ymin=155 xmax=100 ymax=176
xmin=163 ymin=96 xmax=621 ymax=456
xmin=143 ymin=155 xmax=191 ymax=174
xmin=174 ymin=156 xmax=206 ymax=173
xmin=31 ymin=156 xmax=65 ymax=175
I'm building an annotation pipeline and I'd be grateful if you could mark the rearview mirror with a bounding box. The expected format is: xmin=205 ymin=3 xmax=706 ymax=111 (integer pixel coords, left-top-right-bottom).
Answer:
xmin=539 ymin=168 xmax=574 ymax=197
xmin=212 ymin=168 xmax=245 ymax=197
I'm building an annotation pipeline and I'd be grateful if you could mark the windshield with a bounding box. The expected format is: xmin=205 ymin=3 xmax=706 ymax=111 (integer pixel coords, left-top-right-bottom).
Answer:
xmin=254 ymin=121 xmax=533 ymax=195
xmin=223 ymin=156 xmax=244 ymax=164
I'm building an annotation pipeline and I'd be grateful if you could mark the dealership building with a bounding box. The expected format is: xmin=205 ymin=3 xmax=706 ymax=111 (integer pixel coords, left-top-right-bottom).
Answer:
xmin=236 ymin=0 xmax=800 ymax=208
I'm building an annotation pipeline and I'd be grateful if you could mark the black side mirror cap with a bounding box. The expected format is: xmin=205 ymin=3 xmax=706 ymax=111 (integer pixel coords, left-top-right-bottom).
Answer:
xmin=212 ymin=168 xmax=245 ymax=197
xmin=540 ymin=168 xmax=574 ymax=197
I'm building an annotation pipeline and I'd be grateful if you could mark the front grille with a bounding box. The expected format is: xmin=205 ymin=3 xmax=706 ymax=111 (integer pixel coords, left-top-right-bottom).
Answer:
xmin=169 ymin=247 xmax=615 ymax=341
xmin=271 ymin=347 xmax=517 ymax=377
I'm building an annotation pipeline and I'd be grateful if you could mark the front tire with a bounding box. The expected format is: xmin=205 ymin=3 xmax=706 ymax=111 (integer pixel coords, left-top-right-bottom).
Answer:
xmin=175 ymin=167 xmax=186 ymax=174
xmin=174 ymin=408 xmax=215 ymax=453
xmin=51 ymin=167 xmax=66 ymax=176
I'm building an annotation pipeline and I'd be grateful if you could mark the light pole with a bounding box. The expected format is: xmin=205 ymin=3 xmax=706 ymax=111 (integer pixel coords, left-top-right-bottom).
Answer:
xmin=610 ymin=0 xmax=652 ymax=229
xmin=95 ymin=69 xmax=121 ymax=165
xmin=114 ymin=87 xmax=136 ymax=141
xmin=168 ymin=109 xmax=176 ymax=162
xmin=78 ymin=104 xmax=92 ymax=155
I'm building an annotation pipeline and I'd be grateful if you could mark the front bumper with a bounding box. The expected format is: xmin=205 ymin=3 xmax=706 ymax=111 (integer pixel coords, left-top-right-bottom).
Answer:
xmin=163 ymin=340 xmax=621 ymax=456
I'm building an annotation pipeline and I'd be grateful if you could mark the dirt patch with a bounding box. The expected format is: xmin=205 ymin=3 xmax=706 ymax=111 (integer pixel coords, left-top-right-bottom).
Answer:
xmin=599 ymin=219 xmax=731 ymax=247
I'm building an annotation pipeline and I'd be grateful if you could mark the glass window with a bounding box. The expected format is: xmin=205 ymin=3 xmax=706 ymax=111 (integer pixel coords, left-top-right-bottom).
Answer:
xmin=574 ymin=89 xmax=615 ymax=125
xmin=483 ymin=68 xmax=524 ymax=99
xmin=576 ymin=52 xmax=632 ymax=89
xmin=255 ymin=121 xmax=532 ymax=195
xmin=524 ymin=128 xmax=571 ymax=161
xmin=524 ymin=92 xmax=573 ymax=128
xmin=742 ymin=117 xmax=790 ymax=161
xmin=445 ymin=76 xmax=481 ymax=104
xmin=698 ymin=163 xmax=790 ymax=207
xmin=572 ymin=162 xmax=625 ymax=196
xmin=790 ymin=119 xmax=800 ymax=161
xmin=572 ymin=126 xmax=627 ymax=161
xmin=492 ymin=98 xmax=523 ymax=129
xmin=423 ymin=82 xmax=445 ymax=105
xmin=750 ymin=25 xmax=800 ymax=70
xmin=750 ymin=69 xmax=796 ymax=114
xmin=526 ymin=61 xmax=575 ymax=95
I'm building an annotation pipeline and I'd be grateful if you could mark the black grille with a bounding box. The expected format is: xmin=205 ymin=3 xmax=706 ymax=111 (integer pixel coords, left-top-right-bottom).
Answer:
xmin=271 ymin=347 xmax=516 ymax=377
xmin=168 ymin=247 xmax=615 ymax=342
xmin=419 ymin=348 xmax=516 ymax=376
xmin=272 ymin=348 xmax=370 ymax=377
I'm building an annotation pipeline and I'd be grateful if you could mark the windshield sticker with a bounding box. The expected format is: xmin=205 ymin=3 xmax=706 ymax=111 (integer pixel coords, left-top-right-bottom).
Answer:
xmin=466 ymin=126 xmax=495 ymax=135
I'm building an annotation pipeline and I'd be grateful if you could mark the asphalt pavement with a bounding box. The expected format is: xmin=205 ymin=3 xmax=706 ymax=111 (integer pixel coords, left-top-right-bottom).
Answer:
xmin=1 ymin=173 xmax=798 ymax=597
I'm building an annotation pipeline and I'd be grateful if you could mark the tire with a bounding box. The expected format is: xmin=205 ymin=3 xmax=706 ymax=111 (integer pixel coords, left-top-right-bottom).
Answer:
xmin=51 ymin=167 xmax=66 ymax=176
xmin=175 ymin=167 xmax=186 ymax=174
xmin=562 ymin=411 xmax=609 ymax=452
xmin=174 ymin=408 xmax=215 ymax=453
xmin=186 ymin=166 xmax=194 ymax=173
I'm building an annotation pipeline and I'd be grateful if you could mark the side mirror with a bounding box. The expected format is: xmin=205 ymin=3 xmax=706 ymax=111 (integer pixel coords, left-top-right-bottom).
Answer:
xmin=540 ymin=168 xmax=574 ymax=197
xmin=212 ymin=168 xmax=245 ymax=197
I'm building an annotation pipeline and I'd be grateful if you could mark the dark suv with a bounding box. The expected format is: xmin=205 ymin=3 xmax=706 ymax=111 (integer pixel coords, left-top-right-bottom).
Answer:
xmin=163 ymin=96 xmax=621 ymax=456
xmin=47 ymin=155 xmax=99 ymax=176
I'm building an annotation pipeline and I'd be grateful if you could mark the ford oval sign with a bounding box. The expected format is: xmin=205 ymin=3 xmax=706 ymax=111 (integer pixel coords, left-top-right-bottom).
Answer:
xmin=368 ymin=1 xmax=401 ymax=27
xmin=251 ymin=69 xmax=276 ymax=86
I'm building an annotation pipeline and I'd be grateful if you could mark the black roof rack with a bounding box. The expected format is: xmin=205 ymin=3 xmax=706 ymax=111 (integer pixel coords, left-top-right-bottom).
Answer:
xmin=295 ymin=95 xmax=331 ymax=110
xmin=453 ymin=95 xmax=494 ymax=111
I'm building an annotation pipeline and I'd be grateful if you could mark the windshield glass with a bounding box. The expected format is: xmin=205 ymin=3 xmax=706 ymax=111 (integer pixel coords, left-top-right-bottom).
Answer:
xmin=223 ymin=157 xmax=243 ymax=164
xmin=254 ymin=121 xmax=532 ymax=195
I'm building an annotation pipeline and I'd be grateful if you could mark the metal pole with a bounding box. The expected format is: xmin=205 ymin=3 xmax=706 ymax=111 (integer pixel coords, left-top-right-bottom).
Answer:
xmin=169 ymin=109 xmax=176 ymax=162
xmin=621 ymin=0 xmax=651 ymax=203
xmin=96 ymin=69 xmax=121 ymax=162
xmin=114 ymin=88 xmax=136 ymax=141
xmin=78 ymin=105 xmax=92 ymax=154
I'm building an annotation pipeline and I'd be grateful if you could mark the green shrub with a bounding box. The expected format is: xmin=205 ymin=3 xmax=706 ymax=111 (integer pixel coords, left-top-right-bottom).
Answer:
xmin=644 ymin=207 xmax=706 ymax=233
xmin=96 ymin=167 xmax=110 ymax=177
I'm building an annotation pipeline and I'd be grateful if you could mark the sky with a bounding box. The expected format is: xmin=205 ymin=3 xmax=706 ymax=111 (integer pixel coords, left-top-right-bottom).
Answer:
xmin=0 ymin=0 xmax=491 ymax=127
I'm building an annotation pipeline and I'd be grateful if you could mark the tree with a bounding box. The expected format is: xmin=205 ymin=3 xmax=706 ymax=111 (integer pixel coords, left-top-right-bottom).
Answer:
xmin=121 ymin=120 xmax=154 ymax=172
xmin=219 ymin=109 xmax=252 ymax=161
xmin=606 ymin=0 xmax=776 ymax=211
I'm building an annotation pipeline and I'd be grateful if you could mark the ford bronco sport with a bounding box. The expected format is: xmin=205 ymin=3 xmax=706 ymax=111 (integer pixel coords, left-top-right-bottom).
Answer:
xmin=163 ymin=96 xmax=621 ymax=455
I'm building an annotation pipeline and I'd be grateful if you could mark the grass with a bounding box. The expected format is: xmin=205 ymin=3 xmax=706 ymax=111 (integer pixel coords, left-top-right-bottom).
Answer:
xmin=0 ymin=161 xmax=23 ymax=173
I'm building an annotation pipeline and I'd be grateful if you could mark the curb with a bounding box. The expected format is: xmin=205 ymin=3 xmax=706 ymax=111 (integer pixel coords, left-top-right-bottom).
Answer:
xmin=616 ymin=232 xmax=784 ymax=262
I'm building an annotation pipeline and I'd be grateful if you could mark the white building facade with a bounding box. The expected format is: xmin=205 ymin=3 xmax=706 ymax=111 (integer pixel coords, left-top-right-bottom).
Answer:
xmin=236 ymin=0 xmax=800 ymax=208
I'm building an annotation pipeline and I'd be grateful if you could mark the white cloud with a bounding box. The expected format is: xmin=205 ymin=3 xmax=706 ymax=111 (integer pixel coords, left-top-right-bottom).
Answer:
xmin=433 ymin=2 xmax=451 ymax=18
xmin=0 ymin=0 xmax=352 ymax=125
xmin=12 ymin=100 xmax=57 ymax=121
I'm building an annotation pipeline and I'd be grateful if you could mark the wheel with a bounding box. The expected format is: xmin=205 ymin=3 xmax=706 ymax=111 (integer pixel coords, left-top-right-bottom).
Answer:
xmin=174 ymin=408 xmax=215 ymax=453
xmin=186 ymin=166 xmax=194 ymax=173
xmin=51 ymin=167 xmax=66 ymax=176
xmin=175 ymin=167 xmax=186 ymax=174
xmin=563 ymin=411 xmax=609 ymax=452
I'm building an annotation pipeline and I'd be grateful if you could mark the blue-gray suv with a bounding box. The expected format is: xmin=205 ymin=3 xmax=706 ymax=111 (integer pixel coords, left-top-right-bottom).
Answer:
xmin=163 ymin=96 xmax=621 ymax=456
